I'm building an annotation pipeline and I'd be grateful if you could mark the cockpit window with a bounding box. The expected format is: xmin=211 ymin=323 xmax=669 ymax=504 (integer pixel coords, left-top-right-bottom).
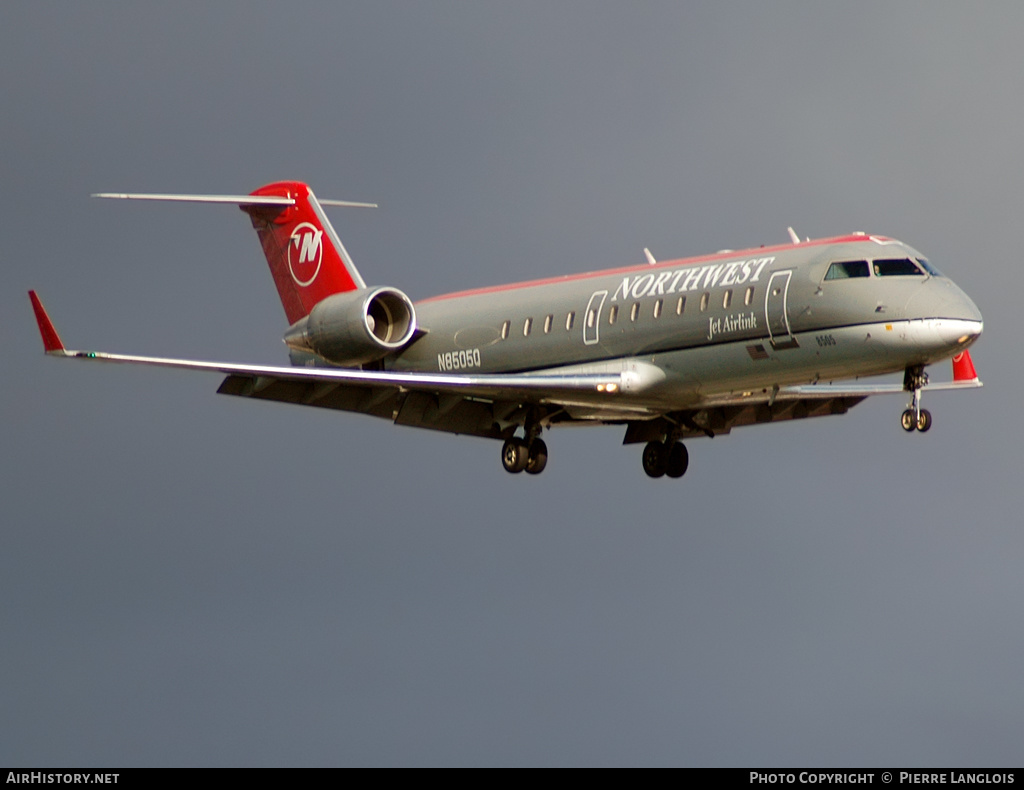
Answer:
xmin=873 ymin=258 xmax=924 ymax=277
xmin=824 ymin=260 xmax=870 ymax=280
xmin=916 ymin=258 xmax=943 ymax=276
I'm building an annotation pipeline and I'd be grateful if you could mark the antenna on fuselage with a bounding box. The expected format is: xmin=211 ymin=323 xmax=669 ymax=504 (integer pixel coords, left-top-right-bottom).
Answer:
xmin=644 ymin=247 xmax=657 ymax=265
xmin=787 ymin=227 xmax=801 ymax=245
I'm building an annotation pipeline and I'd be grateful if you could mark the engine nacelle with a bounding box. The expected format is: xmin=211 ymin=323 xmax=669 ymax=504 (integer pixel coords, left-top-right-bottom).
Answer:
xmin=286 ymin=287 xmax=417 ymax=366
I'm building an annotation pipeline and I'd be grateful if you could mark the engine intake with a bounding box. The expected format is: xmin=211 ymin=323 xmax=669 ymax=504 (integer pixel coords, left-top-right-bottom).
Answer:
xmin=286 ymin=287 xmax=417 ymax=366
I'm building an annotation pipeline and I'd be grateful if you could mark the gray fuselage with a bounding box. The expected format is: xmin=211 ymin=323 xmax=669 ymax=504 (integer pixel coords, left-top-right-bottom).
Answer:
xmin=385 ymin=234 xmax=982 ymax=412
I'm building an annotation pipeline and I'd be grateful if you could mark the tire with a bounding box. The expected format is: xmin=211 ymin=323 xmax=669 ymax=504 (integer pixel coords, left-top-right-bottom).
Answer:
xmin=525 ymin=438 xmax=548 ymax=475
xmin=916 ymin=409 xmax=932 ymax=432
xmin=501 ymin=438 xmax=529 ymax=473
xmin=666 ymin=442 xmax=689 ymax=478
xmin=901 ymin=409 xmax=916 ymax=432
xmin=642 ymin=441 xmax=668 ymax=478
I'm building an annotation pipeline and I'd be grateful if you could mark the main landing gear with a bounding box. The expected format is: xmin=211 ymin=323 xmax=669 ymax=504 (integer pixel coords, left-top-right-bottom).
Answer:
xmin=641 ymin=440 xmax=689 ymax=479
xmin=901 ymin=365 xmax=932 ymax=433
xmin=501 ymin=436 xmax=548 ymax=474
xmin=502 ymin=413 xmax=548 ymax=475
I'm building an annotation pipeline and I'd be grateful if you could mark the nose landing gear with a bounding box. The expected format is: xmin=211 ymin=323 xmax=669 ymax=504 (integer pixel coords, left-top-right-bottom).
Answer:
xmin=901 ymin=365 xmax=932 ymax=433
xmin=901 ymin=407 xmax=932 ymax=432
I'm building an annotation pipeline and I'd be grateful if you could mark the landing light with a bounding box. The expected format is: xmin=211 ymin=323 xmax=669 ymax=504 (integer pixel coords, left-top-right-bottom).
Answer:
xmin=957 ymin=335 xmax=970 ymax=344
xmin=597 ymin=382 xmax=619 ymax=393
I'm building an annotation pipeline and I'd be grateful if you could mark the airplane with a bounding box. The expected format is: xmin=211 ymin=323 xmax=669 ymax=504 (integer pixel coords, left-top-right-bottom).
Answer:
xmin=29 ymin=180 xmax=983 ymax=479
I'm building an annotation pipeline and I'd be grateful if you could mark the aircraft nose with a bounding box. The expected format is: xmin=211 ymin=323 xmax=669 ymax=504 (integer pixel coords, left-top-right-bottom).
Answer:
xmin=905 ymin=277 xmax=983 ymax=324
xmin=903 ymin=278 xmax=982 ymax=354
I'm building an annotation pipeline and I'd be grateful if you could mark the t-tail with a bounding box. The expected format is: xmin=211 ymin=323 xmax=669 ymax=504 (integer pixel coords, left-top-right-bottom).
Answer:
xmin=95 ymin=181 xmax=375 ymax=324
xmin=93 ymin=183 xmax=418 ymax=367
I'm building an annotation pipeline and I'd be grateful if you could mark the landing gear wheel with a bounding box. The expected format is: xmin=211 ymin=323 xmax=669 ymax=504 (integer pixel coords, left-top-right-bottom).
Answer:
xmin=901 ymin=409 xmax=916 ymax=432
xmin=501 ymin=438 xmax=529 ymax=473
xmin=666 ymin=442 xmax=689 ymax=478
xmin=916 ymin=409 xmax=932 ymax=433
xmin=642 ymin=441 xmax=668 ymax=478
xmin=525 ymin=438 xmax=548 ymax=475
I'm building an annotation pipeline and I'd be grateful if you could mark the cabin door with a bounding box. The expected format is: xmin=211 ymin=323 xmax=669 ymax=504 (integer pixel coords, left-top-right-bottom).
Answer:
xmin=765 ymin=270 xmax=799 ymax=349
xmin=583 ymin=290 xmax=607 ymax=346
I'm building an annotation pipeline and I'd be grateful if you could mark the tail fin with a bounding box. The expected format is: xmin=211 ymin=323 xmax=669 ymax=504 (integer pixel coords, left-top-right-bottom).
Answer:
xmin=243 ymin=181 xmax=368 ymax=324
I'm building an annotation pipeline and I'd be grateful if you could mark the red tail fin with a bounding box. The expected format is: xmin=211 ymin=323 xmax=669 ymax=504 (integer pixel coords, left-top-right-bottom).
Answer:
xmin=952 ymin=349 xmax=978 ymax=382
xmin=243 ymin=181 xmax=366 ymax=324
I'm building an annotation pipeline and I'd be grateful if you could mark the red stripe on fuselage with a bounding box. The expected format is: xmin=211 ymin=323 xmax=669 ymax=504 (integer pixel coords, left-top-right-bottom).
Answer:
xmin=419 ymin=235 xmax=888 ymax=304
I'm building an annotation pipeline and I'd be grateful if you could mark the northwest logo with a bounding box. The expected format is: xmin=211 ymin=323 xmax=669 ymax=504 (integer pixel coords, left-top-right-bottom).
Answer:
xmin=287 ymin=222 xmax=323 ymax=286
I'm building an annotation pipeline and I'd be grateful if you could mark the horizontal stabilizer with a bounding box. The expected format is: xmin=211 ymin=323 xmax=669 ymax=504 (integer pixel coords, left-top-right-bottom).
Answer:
xmin=93 ymin=192 xmax=377 ymax=208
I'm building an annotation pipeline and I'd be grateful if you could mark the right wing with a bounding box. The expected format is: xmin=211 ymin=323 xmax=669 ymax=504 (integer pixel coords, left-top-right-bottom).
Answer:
xmin=29 ymin=292 xmax=661 ymax=439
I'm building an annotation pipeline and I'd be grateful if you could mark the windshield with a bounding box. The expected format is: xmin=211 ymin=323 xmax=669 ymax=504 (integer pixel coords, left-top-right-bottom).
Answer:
xmin=915 ymin=258 xmax=943 ymax=276
xmin=824 ymin=260 xmax=870 ymax=280
xmin=873 ymin=258 xmax=924 ymax=277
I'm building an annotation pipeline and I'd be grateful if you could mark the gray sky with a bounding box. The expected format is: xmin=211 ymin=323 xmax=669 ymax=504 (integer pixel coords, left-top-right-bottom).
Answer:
xmin=2 ymin=2 xmax=1022 ymax=767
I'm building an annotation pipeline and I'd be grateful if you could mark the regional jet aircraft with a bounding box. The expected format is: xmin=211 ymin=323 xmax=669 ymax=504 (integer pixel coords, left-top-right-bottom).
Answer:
xmin=29 ymin=181 xmax=983 ymax=478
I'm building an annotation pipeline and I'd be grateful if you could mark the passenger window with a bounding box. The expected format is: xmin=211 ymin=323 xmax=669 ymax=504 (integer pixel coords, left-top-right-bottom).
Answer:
xmin=824 ymin=260 xmax=870 ymax=280
xmin=723 ymin=290 xmax=733 ymax=309
xmin=523 ymin=317 xmax=532 ymax=336
xmin=501 ymin=320 xmax=510 ymax=340
xmin=676 ymin=296 xmax=686 ymax=315
xmin=744 ymin=286 xmax=754 ymax=306
xmin=700 ymin=292 xmax=710 ymax=311
xmin=586 ymin=309 xmax=595 ymax=328
xmin=873 ymin=258 xmax=924 ymax=277
xmin=566 ymin=311 xmax=575 ymax=330
xmin=544 ymin=314 xmax=553 ymax=333
xmin=653 ymin=299 xmax=663 ymax=318
xmin=608 ymin=305 xmax=618 ymax=325
xmin=630 ymin=302 xmax=639 ymax=322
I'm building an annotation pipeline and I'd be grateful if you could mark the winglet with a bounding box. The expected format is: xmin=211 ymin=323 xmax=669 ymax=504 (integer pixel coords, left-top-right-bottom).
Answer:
xmin=28 ymin=291 xmax=67 ymax=354
xmin=952 ymin=349 xmax=978 ymax=382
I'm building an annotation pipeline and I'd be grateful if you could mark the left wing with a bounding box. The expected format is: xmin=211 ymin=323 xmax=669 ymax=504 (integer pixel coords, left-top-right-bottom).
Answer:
xmin=619 ymin=350 xmax=982 ymax=443
xmin=699 ymin=355 xmax=981 ymax=411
